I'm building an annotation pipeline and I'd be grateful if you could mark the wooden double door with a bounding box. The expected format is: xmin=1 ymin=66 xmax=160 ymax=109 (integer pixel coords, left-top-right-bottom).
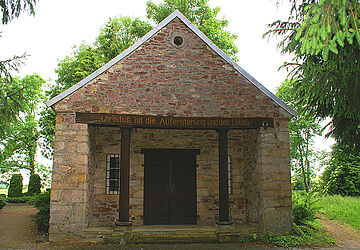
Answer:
xmin=142 ymin=149 xmax=199 ymax=225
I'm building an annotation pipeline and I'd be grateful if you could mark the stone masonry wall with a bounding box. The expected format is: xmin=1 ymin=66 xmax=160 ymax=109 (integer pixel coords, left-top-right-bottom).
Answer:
xmin=87 ymin=127 xmax=255 ymax=226
xmin=242 ymin=129 xmax=260 ymax=224
xmin=86 ymin=126 xmax=98 ymax=225
xmin=255 ymin=117 xmax=293 ymax=233
xmin=88 ymin=126 xmax=121 ymax=226
xmin=228 ymin=130 xmax=256 ymax=224
xmin=49 ymin=113 xmax=90 ymax=241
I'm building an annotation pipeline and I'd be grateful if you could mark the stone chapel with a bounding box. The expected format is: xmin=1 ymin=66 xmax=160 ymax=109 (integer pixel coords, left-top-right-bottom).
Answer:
xmin=47 ymin=10 xmax=295 ymax=241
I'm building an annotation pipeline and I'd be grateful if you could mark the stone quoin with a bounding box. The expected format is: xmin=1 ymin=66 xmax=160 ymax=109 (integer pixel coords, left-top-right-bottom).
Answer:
xmin=47 ymin=10 xmax=295 ymax=241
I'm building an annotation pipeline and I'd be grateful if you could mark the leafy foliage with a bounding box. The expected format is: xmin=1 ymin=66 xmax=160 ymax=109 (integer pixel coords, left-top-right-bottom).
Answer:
xmin=28 ymin=173 xmax=41 ymax=195
xmin=0 ymin=74 xmax=44 ymax=174
xmin=292 ymin=191 xmax=317 ymax=225
xmin=292 ymin=175 xmax=307 ymax=191
xmin=0 ymin=54 xmax=25 ymax=80
xmin=146 ymin=0 xmax=238 ymax=60
xmin=0 ymin=195 xmax=6 ymax=209
xmin=250 ymin=221 xmax=334 ymax=247
xmin=0 ymin=0 xmax=37 ymax=24
xmin=8 ymin=173 xmax=23 ymax=197
xmin=276 ymin=80 xmax=321 ymax=192
xmin=55 ymin=44 xmax=105 ymax=90
xmin=0 ymin=0 xmax=49 ymax=179
xmin=0 ymin=74 xmax=43 ymax=138
xmin=1 ymin=0 xmax=42 ymax=142
xmin=31 ymin=191 xmax=50 ymax=233
xmin=321 ymin=145 xmax=360 ymax=196
xmin=96 ymin=16 xmax=152 ymax=62
xmin=6 ymin=196 xmax=31 ymax=203
xmin=293 ymin=0 xmax=360 ymax=61
xmin=266 ymin=0 xmax=360 ymax=151
xmin=38 ymin=107 xmax=55 ymax=159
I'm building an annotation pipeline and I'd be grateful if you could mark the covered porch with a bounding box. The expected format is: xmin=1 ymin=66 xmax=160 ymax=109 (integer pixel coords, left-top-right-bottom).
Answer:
xmin=77 ymin=112 xmax=290 ymax=229
xmin=49 ymin=112 xmax=292 ymax=241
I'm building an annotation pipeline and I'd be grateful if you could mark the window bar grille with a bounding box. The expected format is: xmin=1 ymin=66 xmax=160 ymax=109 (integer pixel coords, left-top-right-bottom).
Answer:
xmin=106 ymin=154 xmax=120 ymax=194
xmin=227 ymin=155 xmax=232 ymax=195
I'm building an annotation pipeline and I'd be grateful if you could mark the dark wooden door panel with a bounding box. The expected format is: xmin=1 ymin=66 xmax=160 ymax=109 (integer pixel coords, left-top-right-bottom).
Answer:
xmin=170 ymin=151 xmax=197 ymax=225
xmin=143 ymin=149 xmax=198 ymax=225
xmin=144 ymin=163 xmax=169 ymax=225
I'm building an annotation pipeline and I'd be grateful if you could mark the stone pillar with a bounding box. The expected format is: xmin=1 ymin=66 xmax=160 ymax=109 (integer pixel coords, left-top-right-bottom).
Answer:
xmin=49 ymin=113 xmax=90 ymax=241
xmin=256 ymin=120 xmax=293 ymax=233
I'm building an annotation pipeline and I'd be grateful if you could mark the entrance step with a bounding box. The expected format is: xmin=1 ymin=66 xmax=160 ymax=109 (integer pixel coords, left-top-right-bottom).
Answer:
xmin=131 ymin=226 xmax=218 ymax=243
xmin=85 ymin=225 xmax=260 ymax=244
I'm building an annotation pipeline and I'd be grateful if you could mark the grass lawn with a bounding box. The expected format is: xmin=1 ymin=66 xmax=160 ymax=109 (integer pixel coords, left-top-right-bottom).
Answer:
xmin=0 ymin=188 xmax=7 ymax=196
xmin=317 ymin=195 xmax=360 ymax=232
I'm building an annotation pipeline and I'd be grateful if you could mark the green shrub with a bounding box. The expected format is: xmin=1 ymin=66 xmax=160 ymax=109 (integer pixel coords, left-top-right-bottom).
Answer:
xmin=7 ymin=196 xmax=31 ymax=203
xmin=292 ymin=176 xmax=306 ymax=191
xmin=28 ymin=174 xmax=42 ymax=195
xmin=0 ymin=195 xmax=7 ymax=209
xmin=251 ymin=221 xmax=334 ymax=247
xmin=31 ymin=191 xmax=50 ymax=233
xmin=292 ymin=191 xmax=317 ymax=225
xmin=8 ymin=174 xmax=23 ymax=197
xmin=321 ymin=145 xmax=360 ymax=196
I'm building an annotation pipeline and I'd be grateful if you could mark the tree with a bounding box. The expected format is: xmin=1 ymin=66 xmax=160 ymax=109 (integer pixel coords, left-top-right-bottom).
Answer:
xmin=0 ymin=0 xmax=36 ymax=24
xmin=39 ymin=43 xmax=104 ymax=158
xmin=1 ymin=0 xmax=39 ymax=134
xmin=292 ymin=0 xmax=360 ymax=61
xmin=0 ymin=74 xmax=44 ymax=174
xmin=96 ymin=16 xmax=152 ymax=62
xmin=28 ymin=173 xmax=41 ymax=195
xmin=276 ymin=80 xmax=321 ymax=192
xmin=0 ymin=0 xmax=49 ymax=183
xmin=8 ymin=173 xmax=23 ymax=197
xmin=266 ymin=0 xmax=360 ymax=151
xmin=146 ymin=0 xmax=238 ymax=60
xmin=0 ymin=66 xmax=42 ymax=136
xmin=321 ymin=144 xmax=360 ymax=196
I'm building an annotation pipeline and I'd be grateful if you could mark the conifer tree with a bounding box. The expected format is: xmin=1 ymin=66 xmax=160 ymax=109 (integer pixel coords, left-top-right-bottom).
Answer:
xmin=266 ymin=0 xmax=360 ymax=151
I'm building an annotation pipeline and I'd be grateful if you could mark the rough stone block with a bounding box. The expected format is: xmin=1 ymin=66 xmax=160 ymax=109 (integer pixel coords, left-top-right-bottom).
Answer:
xmin=61 ymin=190 xmax=86 ymax=202
xmin=263 ymin=206 xmax=293 ymax=233
xmin=69 ymin=154 xmax=88 ymax=165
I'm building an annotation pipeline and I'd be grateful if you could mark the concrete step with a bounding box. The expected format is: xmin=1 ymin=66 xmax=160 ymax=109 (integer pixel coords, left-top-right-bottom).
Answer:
xmin=131 ymin=229 xmax=218 ymax=244
xmin=85 ymin=225 xmax=260 ymax=244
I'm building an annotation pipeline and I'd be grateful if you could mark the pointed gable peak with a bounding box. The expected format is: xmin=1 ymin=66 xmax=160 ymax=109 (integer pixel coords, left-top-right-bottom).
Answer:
xmin=47 ymin=10 xmax=295 ymax=117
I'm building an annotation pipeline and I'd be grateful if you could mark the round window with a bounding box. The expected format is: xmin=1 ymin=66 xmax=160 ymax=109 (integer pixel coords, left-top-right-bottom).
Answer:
xmin=173 ymin=36 xmax=184 ymax=46
xmin=170 ymin=34 xmax=185 ymax=48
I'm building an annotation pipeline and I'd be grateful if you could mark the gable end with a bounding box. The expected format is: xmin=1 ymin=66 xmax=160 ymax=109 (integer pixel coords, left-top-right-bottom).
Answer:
xmin=47 ymin=10 xmax=295 ymax=117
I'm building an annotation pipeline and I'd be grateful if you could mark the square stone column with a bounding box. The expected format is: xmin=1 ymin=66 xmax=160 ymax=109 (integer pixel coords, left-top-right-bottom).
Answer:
xmin=49 ymin=113 xmax=90 ymax=241
xmin=256 ymin=120 xmax=293 ymax=233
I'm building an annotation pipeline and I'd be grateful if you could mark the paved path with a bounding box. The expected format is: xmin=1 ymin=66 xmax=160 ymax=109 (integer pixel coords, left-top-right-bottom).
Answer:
xmin=0 ymin=203 xmax=41 ymax=248
xmin=318 ymin=215 xmax=360 ymax=249
xmin=5 ymin=204 xmax=359 ymax=249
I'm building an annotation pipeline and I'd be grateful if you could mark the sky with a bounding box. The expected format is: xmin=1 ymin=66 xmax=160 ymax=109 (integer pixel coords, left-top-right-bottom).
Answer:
xmin=1 ymin=0 xmax=293 ymax=92
xmin=0 ymin=0 xmax=334 ymax=181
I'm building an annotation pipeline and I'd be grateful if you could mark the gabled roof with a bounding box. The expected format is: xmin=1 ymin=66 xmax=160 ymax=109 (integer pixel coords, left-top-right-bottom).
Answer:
xmin=47 ymin=10 xmax=296 ymax=116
